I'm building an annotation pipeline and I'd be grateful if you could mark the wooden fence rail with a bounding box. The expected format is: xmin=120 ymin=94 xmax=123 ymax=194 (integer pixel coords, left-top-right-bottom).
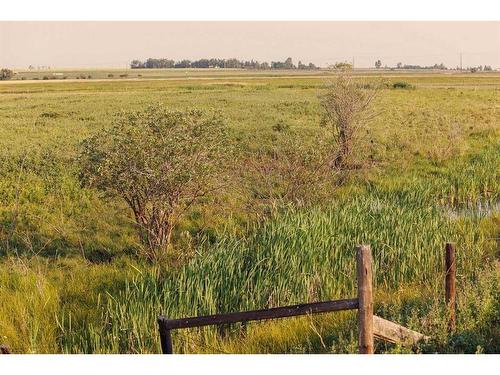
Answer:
xmin=159 ymin=299 xmax=359 ymax=331
xmin=158 ymin=299 xmax=359 ymax=354
xmin=157 ymin=243 xmax=455 ymax=354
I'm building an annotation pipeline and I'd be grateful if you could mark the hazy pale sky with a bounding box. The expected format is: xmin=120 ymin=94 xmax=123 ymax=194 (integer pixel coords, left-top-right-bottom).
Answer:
xmin=1 ymin=21 xmax=499 ymax=68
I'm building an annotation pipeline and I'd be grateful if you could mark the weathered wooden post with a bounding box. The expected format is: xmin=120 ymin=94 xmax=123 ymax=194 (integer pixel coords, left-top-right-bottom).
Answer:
xmin=357 ymin=244 xmax=374 ymax=354
xmin=445 ymin=243 xmax=456 ymax=332
xmin=158 ymin=318 xmax=174 ymax=354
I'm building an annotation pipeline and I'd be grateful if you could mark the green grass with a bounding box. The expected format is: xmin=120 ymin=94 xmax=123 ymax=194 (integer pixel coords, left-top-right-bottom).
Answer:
xmin=0 ymin=71 xmax=498 ymax=353
xmin=54 ymin=158 xmax=498 ymax=353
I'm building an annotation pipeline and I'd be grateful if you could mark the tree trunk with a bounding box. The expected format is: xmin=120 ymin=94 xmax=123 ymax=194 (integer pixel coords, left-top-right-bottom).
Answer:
xmin=333 ymin=120 xmax=351 ymax=170
xmin=146 ymin=220 xmax=173 ymax=259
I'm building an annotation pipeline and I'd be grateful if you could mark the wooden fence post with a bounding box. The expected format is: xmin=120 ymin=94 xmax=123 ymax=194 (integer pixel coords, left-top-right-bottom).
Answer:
xmin=357 ymin=244 xmax=374 ymax=354
xmin=158 ymin=319 xmax=174 ymax=354
xmin=445 ymin=243 xmax=456 ymax=332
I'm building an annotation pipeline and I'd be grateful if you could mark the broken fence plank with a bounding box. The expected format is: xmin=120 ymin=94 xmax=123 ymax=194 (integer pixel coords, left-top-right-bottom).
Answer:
xmin=373 ymin=315 xmax=429 ymax=346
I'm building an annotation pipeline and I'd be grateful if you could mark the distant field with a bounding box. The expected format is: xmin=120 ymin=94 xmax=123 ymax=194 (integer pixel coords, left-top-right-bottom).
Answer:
xmin=0 ymin=71 xmax=498 ymax=354
xmin=5 ymin=68 xmax=500 ymax=88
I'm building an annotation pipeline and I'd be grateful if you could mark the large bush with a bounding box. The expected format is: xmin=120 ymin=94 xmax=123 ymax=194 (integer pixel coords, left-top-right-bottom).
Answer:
xmin=78 ymin=105 xmax=232 ymax=259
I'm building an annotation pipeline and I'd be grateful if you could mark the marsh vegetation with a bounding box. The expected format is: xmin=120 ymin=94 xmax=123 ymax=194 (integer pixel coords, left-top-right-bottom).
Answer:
xmin=0 ymin=71 xmax=498 ymax=353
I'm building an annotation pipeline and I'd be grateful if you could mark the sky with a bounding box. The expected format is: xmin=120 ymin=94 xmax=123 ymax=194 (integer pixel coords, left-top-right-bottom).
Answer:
xmin=0 ymin=21 xmax=499 ymax=69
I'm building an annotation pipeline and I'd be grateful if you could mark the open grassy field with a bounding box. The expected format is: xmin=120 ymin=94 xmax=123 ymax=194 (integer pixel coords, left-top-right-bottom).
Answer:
xmin=0 ymin=71 xmax=499 ymax=353
xmin=7 ymin=67 xmax=500 ymax=87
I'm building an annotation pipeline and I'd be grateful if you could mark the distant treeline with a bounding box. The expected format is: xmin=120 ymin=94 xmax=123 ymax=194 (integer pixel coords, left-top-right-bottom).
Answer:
xmin=393 ymin=63 xmax=493 ymax=71
xmin=395 ymin=63 xmax=448 ymax=70
xmin=130 ymin=57 xmax=318 ymax=70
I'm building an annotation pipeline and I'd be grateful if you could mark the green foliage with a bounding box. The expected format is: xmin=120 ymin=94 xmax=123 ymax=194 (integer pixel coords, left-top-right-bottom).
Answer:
xmin=0 ymin=258 xmax=60 ymax=353
xmin=0 ymin=68 xmax=14 ymax=80
xmin=330 ymin=62 xmax=353 ymax=71
xmin=78 ymin=105 xmax=232 ymax=257
xmin=392 ymin=81 xmax=414 ymax=89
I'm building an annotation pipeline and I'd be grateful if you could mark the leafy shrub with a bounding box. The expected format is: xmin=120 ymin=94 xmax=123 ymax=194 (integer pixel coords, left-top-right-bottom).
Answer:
xmin=392 ymin=81 xmax=414 ymax=89
xmin=78 ymin=105 xmax=233 ymax=259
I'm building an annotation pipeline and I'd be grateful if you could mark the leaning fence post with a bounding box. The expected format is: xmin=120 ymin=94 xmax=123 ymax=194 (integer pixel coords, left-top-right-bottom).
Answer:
xmin=357 ymin=244 xmax=374 ymax=354
xmin=445 ymin=243 xmax=456 ymax=332
xmin=158 ymin=318 xmax=174 ymax=354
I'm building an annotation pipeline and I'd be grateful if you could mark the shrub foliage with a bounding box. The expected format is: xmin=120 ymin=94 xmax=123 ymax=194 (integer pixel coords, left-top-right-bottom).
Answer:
xmin=78 ymin=105 xmax=232 ymax=258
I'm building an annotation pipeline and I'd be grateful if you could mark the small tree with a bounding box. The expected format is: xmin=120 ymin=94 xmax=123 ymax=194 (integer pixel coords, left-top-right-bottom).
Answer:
xmin=320 ymin=74 xmax=380 ymax=173
xmin=331 ymin=62 xmax=353 ymax=71
xmin=0 ymin=68 xmax=14 ymax=80
xmin=375 ymin=60 xmax=382 ymax=69
xmin=284 ymin=57 xmax=295 ymax=69
xmin=79 ymin=105 xmax=232 ymax=259
xmin=130 ymin=59 xmax=144 ymax=69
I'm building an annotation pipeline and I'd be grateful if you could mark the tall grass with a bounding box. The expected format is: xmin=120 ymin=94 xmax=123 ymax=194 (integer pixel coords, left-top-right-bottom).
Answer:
xmin=0 ymin=259 xmax=60 ymax=353
xmin=58 ymin=184 xmax=495 ymax=353
xmin=376 ymin=142 xmax=500 ymax=209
